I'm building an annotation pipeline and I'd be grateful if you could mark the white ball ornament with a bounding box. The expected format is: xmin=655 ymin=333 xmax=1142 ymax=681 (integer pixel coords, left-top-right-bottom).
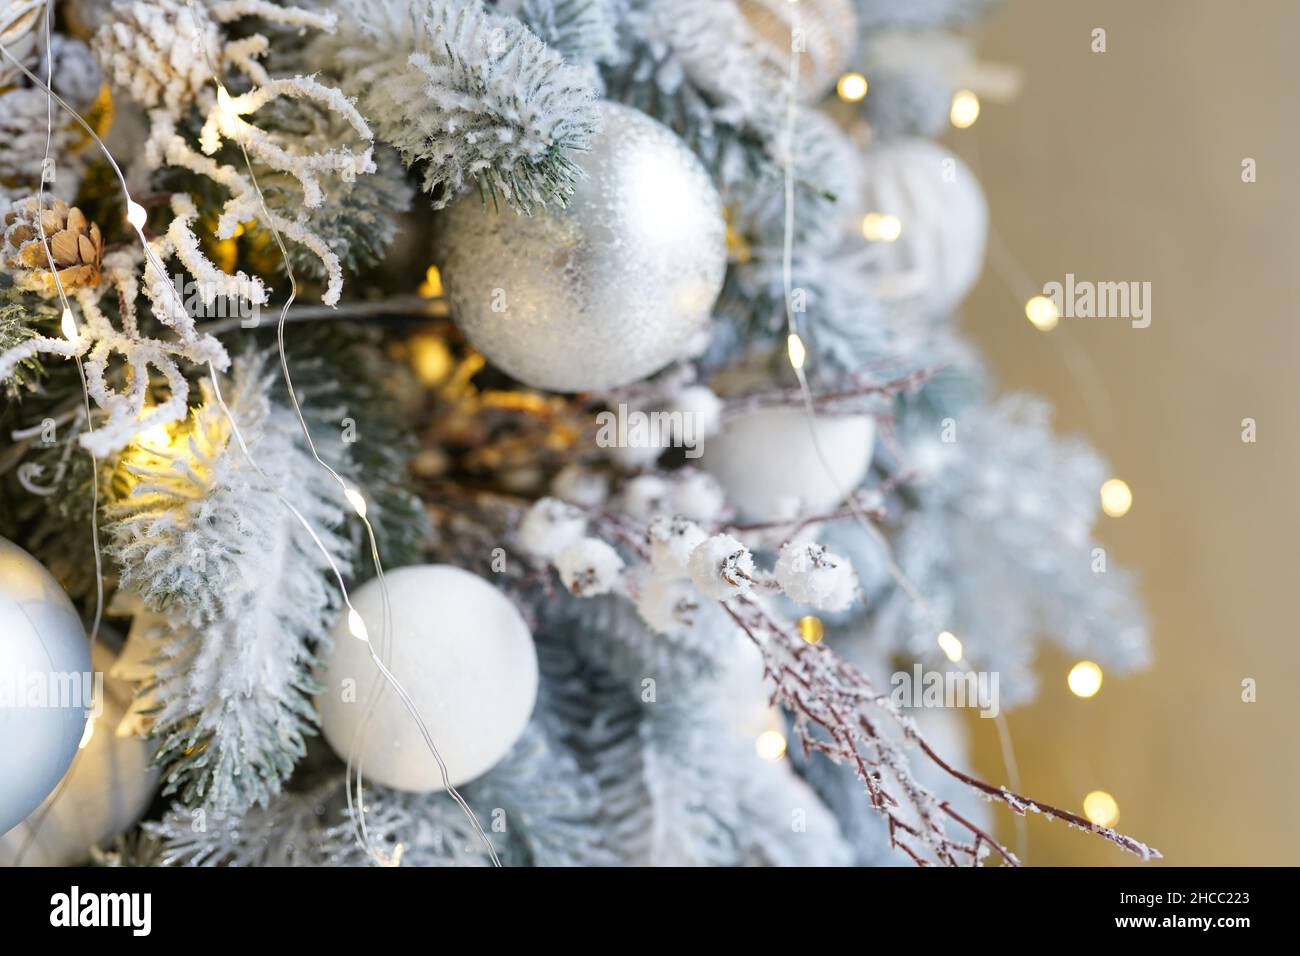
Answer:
xmin=316 ymin=566 xmax=538 ymax=793
xmin=0 ymin=643 xmax=158 ymax=866
xmin=859 ymin=138 xmax=988 ymax=318
xmin=0 ymin=2 xmax=42 ymax=83
xmin=703 ymin=408 xmax=875 ymax=521
xmin=0 ymin=537 xmax=91 ymax=836
xmin=436 ymin=101 xmax=727 ymax=392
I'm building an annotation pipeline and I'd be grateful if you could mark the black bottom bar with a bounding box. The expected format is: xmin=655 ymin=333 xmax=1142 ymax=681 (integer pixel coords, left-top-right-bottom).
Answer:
xmin=0 ymin=865 xmax=1286 ymax=940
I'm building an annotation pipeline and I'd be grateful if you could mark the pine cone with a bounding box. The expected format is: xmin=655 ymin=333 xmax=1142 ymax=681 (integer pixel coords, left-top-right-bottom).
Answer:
xmin=94 ymin=0 xmax=219 ymax=113
xmin=3 ymin=198 xmax=104 ymax=292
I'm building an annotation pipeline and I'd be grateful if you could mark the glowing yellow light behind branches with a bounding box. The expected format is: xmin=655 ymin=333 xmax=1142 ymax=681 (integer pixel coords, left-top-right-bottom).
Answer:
xmin=1100 ymin=479 xmax=1133 ymax=517
xmin=1025 ymin=294 xmax=1059 ymax=331
xmin=418 ymin=265 xmax=444 ymax=298
xmin=1068 ymin=661 xmax=1104 ymax=698
xmin=756 ymin=730 xmax=787 ymax=762
xmin=836 ymin=72 xmax=868 ymax=102
xmin=1083 ymin=790 xmax=1120 ymax=827
xmin=950 ymin=90 xmax=981 ymax=128
xmin=861 ymin=212 xmax=902 ymax=242
xmin=798 ymin=615 xmax=824 ymax=644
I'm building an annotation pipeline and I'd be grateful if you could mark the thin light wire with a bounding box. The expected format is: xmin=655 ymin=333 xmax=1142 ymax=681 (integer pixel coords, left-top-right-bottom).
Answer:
xmin=182 ymin=1 xmax=496 ymax=866
xmin=773 ymin=9 xmax=1026 ymax=863
xmin=9 ymin=2 xmax=104 ymax=866
xmin=3 ymin=21 xmax=497 ymax=866
xmin=775 ymin=11 xmax=941 ymax=629
xmin=959 ymin=133 xmax=1118 ymax=443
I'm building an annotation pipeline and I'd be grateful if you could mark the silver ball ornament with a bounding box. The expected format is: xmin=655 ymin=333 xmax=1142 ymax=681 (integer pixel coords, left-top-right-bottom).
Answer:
xmin=0 ymin=642 xmax=158 ymax=865
xmin=0 ymin=536 xmax=91 ymax=836
xmin=437 ymin=101 xmax=726 ymax=393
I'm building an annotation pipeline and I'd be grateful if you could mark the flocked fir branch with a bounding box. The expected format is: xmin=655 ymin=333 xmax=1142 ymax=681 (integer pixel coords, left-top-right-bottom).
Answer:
xmin=96 ymin=0 xmax=377 ymax=305
xmin=507 ymin=0 xmax=623 ymax=70
xmin=304 ymin=0 xmax=600 ymax=212
xmin=104 ymin=354 xmax=351 ymax=813
xmin=534 ymin=613 xmax=852 ymax=865
xmin=867 ymin=394 xmax=1151 ymax=707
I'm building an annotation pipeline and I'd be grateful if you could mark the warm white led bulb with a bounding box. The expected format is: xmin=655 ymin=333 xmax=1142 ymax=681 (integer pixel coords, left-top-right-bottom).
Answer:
xmin=786 ymin=332 xmax=806 ymax=371
xmin=60 ymin=307 xmax=77 ymax=340
xmin=344 ymin=487 xmax=368 ymax=519
xmin=836 ymin=72 xmax=868 ymax=103
xmin=1068 ymin=660 xmax=1104 ymax=698
xmin=1083 ymin=790 xmax=1120 ymax=827
xmin=755 ymin=730 xmax=787 ymax=762
xmin=950 ymin=90 xmax=981 ymax=129
xmin=126 ymin=201 xmax=148 ymax=230
xmin=937 ymin=630 xmax=963 ymax=663
xmin=347 ymin=608 xmax=370 ymax=642
xmin=1100 ymin=479 xmax=1133 ymax=517
xmin=861 ymin=212 xmax=902 ymax=243
xmin=1025 ymin=295 xmax=1060 ymax=331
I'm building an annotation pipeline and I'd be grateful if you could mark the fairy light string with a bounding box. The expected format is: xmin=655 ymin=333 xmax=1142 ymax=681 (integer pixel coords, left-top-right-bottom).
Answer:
xmin=775 ymin=6 xmax=1028 ymax=860
xmin=3 ymin=11 xmax=497 ymax=866
xmin=182 ymin=0 xmax=496 ymax=866
xmin=8 ymin=1 xmax=105 ymax=866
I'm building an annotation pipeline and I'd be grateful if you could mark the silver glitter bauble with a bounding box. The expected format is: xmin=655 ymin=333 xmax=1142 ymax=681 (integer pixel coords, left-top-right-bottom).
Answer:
xmin=0 ymin=536 xmax=91 ymax=836
xmin=0 ymin=642 xmax=158 ymax=865
xmin=437 ymin=101 xmax=726 ymax=393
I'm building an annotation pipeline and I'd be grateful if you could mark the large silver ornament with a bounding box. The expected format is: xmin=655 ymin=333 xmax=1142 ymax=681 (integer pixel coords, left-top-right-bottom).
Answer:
xmin=0 ymin=536 xmax=91 ymax=836
xmin=437 ymin=101 xmax=726 ymax=393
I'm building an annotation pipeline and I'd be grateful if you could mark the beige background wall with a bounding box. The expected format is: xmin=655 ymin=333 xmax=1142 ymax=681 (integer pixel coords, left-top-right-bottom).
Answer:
xmin=958 ymin=0 xmax=1299 ymax=865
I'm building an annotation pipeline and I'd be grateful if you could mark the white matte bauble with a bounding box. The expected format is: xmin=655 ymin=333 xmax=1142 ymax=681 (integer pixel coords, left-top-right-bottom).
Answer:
xmin=316 ymin=565 xmax=538 ymax=793
xmin=0 ymin=2 xmax=42 ymax=83
xmin=437 ymin=101 xmax=726 ymax=393
xmin=704 ymin=408 xmax=875 ymax=521
xmin=859 ymin=138 xmax=988 ymax=318
xmin=0 ymin=643 xmax=158 ymax=865
xmin=0 ymin=537 xmax=91 ymax=836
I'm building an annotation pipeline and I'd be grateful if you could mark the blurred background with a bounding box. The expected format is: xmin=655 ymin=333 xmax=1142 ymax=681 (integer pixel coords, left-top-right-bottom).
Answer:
xmin=957 ymin=0 xmax=1300 ymax=865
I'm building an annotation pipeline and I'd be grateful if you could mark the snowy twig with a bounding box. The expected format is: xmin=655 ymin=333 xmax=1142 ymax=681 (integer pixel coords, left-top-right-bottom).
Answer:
xmin=721 ymin=598 xmax=1160 ymax=865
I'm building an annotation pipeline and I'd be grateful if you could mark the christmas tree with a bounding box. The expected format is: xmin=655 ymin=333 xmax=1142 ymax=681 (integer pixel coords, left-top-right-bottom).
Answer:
xmin=0 ymin=0 xmax=1155 ymax=867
